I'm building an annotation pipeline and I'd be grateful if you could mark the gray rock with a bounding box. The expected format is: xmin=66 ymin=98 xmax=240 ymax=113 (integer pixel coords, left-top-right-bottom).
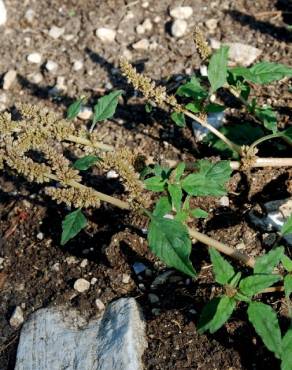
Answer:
xmin=0 ymin=0 xmax=7 ymax=26
xmin=170 ymin=6 xmax=193 ymax=20
xmin=171 ymin=19 xmax=188 ymax=38
xmin=15 ymin=298 xmax=147 ymax=370
xmin=10 ymin=306 xmax=24 ymax=328
xmin=3 ymin=69 xmax=17 ymax=90
xmin=249 ymin=198 xmax=292 ymax=245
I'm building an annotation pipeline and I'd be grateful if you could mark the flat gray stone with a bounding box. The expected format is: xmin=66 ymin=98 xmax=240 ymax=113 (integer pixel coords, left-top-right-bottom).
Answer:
xmin=15 ymin=298 xmax=147 ymax=370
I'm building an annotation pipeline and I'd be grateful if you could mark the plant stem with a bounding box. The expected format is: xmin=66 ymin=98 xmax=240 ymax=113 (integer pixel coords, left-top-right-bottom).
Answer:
xmin=182 ymin=108 xmax=243 ymax=156
xmin=260 ymin=286 xmax=284 ymax=293
xmin=45 ymin=173 xmax=130 ymax=210
xmin=188 ymin=227 xmax=255 ymax=268
xmin=226 ymin=84 xmax=292 ymax=148
xmin=67 ymin=134 xmax=114 ymax=151
xmin=230 ymin=157 xmax=292 ymax=169
xmin=249 ymin=132 xmax=284 ymax=152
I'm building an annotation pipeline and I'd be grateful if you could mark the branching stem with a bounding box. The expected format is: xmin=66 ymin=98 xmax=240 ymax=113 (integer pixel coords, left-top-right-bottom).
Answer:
xmin=67 ymin=134 xmax=114 ymax=151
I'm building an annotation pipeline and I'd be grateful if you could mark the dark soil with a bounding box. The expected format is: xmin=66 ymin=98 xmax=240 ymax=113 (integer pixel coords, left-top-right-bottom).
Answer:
xmin=0 ymin=0 xmax=291 ymax=369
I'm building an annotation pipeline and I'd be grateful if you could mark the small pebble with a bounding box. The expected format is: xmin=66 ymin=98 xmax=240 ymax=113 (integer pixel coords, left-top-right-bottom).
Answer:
xmin=200 ymin=65 xmax=208 ymax=77
xmin=74 ymin=278 xmax=90 ymax=293
xmin=96 ymin=27 xmax=116 ymax=43
xmin=219 ymin=196 xmax=229 ymax=207
xmin=141 ymin=1 xmax=149 ymax=8
xmin=72 ymin=60 xmax=83 ymax=71
xmin=132 ymin=38 xmax=149 ymax=50
xmin=148 ymin=293 xmax=159 ymax=304
xmin=170 ymin=6 xmax=193 ymax=20
xmin=27 ymin=52 xmax=42 ymax=64
xmin=30 ymin=72 xmax=43 ymax=84
xmin=65 ymin=256 xmax=78 ymax=265
xmin=0 ymin=0 xmax=7 ymax=26
xmin=3 ymin=69 xmax=17 ymax=90
xmin=95 ymin=299 xmax=105 ymax=311
xmin=122 ymin=273 xmax=131 ymax=284
xmin=36 ymin=232 xmax=44 ymax=240
xmin=45 ymin=60 xmax=58 ymax=72
xmin=51 ymin=262 xmax=60 ymax=272
xmin=133 ymin=262 xmax=146 ymax=275
xmin=205 ymin=18 xmax=218 ymax=32
xmin=80 ymin=259 xmax=88 ymax=268
xmin=9 ymin=306 xmax=24 ymax=328
xmin=49 ymin=25 xmax=65 ymax=39
xmin=171 ymin=19 xmax=188 ymax=38
xmin=24 ymin=9 xmax=35 ymax=23
xmin=77 ymin=106 xmax=92 ymax=120
xmin=90 ymin=277 xmax=97 ymax=285
xmin=106 ymin=170 xmax=119 ymax=179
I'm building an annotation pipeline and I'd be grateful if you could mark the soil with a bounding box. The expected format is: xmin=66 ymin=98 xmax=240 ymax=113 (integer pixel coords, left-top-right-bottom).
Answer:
xmin=0 ymin=0 xmax=291 ymax=369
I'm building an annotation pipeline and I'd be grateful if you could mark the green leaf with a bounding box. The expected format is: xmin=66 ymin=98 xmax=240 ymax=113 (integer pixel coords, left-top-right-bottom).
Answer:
xmin=174 ymin=210 xmax=189 ymax=223
xmin=248 ymin=62 xmax=292 ymax=84
xmin=208 ymin=46 xmax=229 ymax=92
xmin=67 ymin=97 xmax=85 ymax=120
xmin=73 ymin=155 xmax=101 ymax=171
xmin=229 ymin=66 xmax=254 ymax=81
xmin=248 ymin=302 xmax=282 ymax=359
xmin=281 ymin=214 xmax=292 ymax=236
xmin=255 ymin=105 xmax=278 ymax=132
xmin=145 ymin=103 xmax=152 ymax=113
xmin=204 ymin=123 xmax=265 ymax=159
xmin=92 ymin=90 xmax=123 ymax=129
xmin=144 ymin=176 xmax=167 ymax=192
xmin=205 ymin=103 xmax=225 ymax=113
xmin=168 ymin=183 xmax=182 ymax=211
xmin=239 ymin=274 xmax=282 ymax=297
xmin=209 ymin=248 xmax=235 ymax=285
xmin=148 ymin=215 xmax=196 ymax=277
xmin=153 ymin=196 xmax=172 ymax=217
xmin=229 ymin=271 xmax=242 ymax=288
xmin=186 ymin=101 xmax=201 ymax=113
xmin=283 ymin=127 xmax=292 ymax=141
xmin=198 ymin=295 xmax=236 ymax=334
xmin=61 ymin=209 xmax=87 ymax=245
xmin=173 ymin=162 xmax=186 ymax=182
xmin=254 ymin=247 xmax=284 ymax=274
xmin=234 ymin=292 xmax=251 ymax=303
xmin=190 ymin=208 xmax=208 ymax=219
xmin=281 ymin=329 xmax=292 ymax=370
xmin=182 ymin=160 xmax=232 ymax=196
xmin=281 ymin=255 xmax=292 ymax=272
xmin=284 ymin=275 xmax=292 ymax=298
xmin=176 ymin=76 xmax=207 ymax=100
xmin=171 ymin=112 xmax=186 ymax=127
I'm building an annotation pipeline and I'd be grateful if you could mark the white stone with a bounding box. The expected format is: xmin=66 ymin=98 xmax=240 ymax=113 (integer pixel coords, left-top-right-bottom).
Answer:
xmin=73 ymin=60 xmax=83 ymax=71
xmin=122 ymin=273 xmax=131 ymax=284
xmin=36 ymin=232 xmax=44 ymax=240
xmin=209 ymin=39 xmax=262 ymax=67
xmin=171 ymin=19 xmax=188 ymax=38
xmin=200 ymin=65 xmax=208 ymax=77
xmin=27 ymin=52 xmax=42 ymax=64
xmin=250 ymin=198 xmax=292 ymax=245
xmin=14 ymin=298 xmax=147 ymax=370
xmin=95 ymin=299 xmax=105 ymax=311
xmin=3 ymin=69 xmax=17 ymax=90
xmin=137 ymin=18 xmax=152 ymax=34
xmin=106 ymin=170 xmax=119 ymax=179
xmin=51 ymin=262 xmax=60 ymax=272
xmin=45 ymin=60 xmax=58 ymax=72
xmin=132 ymin=38 xmax=149 ymax=50
xmin=90 ymin=277 xmax=97 ymax=285
xmin=80 ymin=259 xmax=88 ymax=268
xmin=49 ymin=25 xmax=65 ymax=39
xmin=77 ymin=106 xmax=92 ymax=120
xmin=205 ymin=18 xmax=218 ymax=32
xmin=170 ymin=6 xmax=193 ymax=20
xmin=66 ymin=256 xmax=78 ymax=265
xmin=219 ymin=196 xmax=229 ymax=207
xmin=192 ymin=111 xmax=225 ymax=141
xmin=0 ymin=0 xmax=7 ymax=26
xmin=74 ymin=278 xmax=90 ymax=293
xmin=96 ymin=27 xmax=116 ymax=43
xmin=30 ymin=72 xmax=43 ymax=84
xmin=24 ymin=9 xmax=35 ymax=23
xmin=10 ymin=306 xmax=24 ymax=328
xmin=142 ymin=1 xmax=149 ymax=8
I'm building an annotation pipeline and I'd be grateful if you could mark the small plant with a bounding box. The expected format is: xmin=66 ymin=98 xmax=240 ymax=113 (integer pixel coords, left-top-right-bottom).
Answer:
xmin=0 ymin=28 xmax=292 ymax=367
